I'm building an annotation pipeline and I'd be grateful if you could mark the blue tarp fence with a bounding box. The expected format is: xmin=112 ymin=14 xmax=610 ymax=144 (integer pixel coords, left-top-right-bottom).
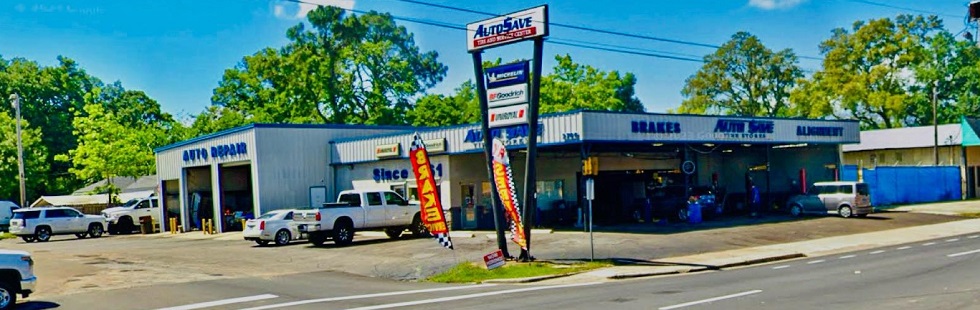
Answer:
xmin=841 ymin=165 xmax=961 ymax=207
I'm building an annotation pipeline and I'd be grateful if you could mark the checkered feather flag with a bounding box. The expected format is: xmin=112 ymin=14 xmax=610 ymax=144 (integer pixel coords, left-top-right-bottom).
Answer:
xmin=410 ymin=133 xmax=453 ymax=250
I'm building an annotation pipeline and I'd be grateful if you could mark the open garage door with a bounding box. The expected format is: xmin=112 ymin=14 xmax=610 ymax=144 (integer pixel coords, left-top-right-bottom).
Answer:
xmin=184 ymin=166 xmax=213 ymax=231
xmin=218 ymin=162 xmax=254 ymax=232
xmin=162 ymin=179 xmax=179 ymax=231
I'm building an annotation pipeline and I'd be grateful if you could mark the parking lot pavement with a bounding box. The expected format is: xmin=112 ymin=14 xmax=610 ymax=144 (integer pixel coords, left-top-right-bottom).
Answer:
xmin=0 ymin=210 xmax=966 ymax=299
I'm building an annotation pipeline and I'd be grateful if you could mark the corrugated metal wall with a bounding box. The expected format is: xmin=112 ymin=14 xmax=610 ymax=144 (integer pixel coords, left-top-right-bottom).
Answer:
xmin=155 ymin=128 xmax=257 ymax=180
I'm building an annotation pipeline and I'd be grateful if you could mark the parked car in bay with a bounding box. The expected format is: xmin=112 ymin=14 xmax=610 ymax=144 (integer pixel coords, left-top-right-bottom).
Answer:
xmin=297 ymin=189 xmax=428 ymax=246
xmin=102 ymin=195 xmax=160 ymax=234
xmin=0 ymin=249 xmax=36 ymax=310
xmin=243 ymin=209 xmax=316 ymax=246
xmin=8 ymin=207 xmax=107 ymax=242
xmin=0 ymin=201 xmax=19 ymax=232
xmin=640 ymin=185 xmax=718 ymax=222
xmin=785 ymin=181 xmax=872 ymax=218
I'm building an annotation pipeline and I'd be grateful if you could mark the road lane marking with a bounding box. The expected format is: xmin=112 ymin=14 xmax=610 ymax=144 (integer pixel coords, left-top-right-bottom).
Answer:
xmin=659 ymin=290 xmax=763 ymax=310
xmin=897 ymin=246 xmax=911 ymax=250
xmin=240 ymin=285 xmax=496 ymax=310
xmin=947 ymin=238 xmax=960 ymax=242
xmin=839 ymin=255 xmax=856 ymax=259
xmin=156 ymin=294 xmax=278 ymax=310
xmin=343 ymin=282 xmax=602 ymax=310
xmin=947 ymin=249 xmax=980 ymax=258
xmin=923 ymin=242 xmax=936 ymax=246
xmin=968 ymin=235 xmax=979 ymax=239
xmin=870 ymin=250 xmax=885 ymax=255
xmin=807 ymin=260 xmax=825 ymax=264
xmin=772 ymin=265 xmax=790 ymax=269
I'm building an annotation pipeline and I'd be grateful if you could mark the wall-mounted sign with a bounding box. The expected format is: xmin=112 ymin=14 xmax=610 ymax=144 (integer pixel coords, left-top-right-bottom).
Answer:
xmin=797 ymin=126 xmax=844 ymax=137
xmin=375 ymin=143 xmax=401 ymax=158
xmin=488 ymin=104 xmax=528 ymax=128
xmin=631 ymin=120 xmax=682 ymax=134
xmin=713 ymin=119 xmax=774 ymax=140
xmin=373 ymin=163 xmax=443 ymax=182
xmin=485 ymin=61 xmax=529 ymax=89
xmin=423 ymin=138 xmax=447 ymax=154
xmin=487 ymin=84 xmax=528 ymax=108
xmin=466 ymin=6 xmax=549 ymax=52
xmin=183 ymin=142 xmax=247 ymax=163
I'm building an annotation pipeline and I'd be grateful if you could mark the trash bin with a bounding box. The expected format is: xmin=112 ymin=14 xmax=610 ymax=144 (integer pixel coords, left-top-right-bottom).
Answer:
xmin=139 ymin=216 xmax=153 ymax=234
xmin=687 ymin=202 xmax=702 ymax=224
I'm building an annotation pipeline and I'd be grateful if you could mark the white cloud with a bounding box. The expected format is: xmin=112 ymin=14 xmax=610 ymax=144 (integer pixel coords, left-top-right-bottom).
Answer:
xmin=297 ymin=0 xmax=355 ymax=18
xmin=748 ymin=0 xmax=806 ymax=10
xmin=273 ymin=4 xmax=289 ymax=19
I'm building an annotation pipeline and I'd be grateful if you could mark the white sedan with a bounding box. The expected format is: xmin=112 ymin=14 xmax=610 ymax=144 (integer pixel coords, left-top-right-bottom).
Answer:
xmin=243 ymin=209 xmax=313 ymax=246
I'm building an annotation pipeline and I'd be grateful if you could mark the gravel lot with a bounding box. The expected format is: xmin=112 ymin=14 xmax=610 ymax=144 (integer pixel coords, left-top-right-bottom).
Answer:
xmin=0 ymin=210 xmax=964 ymax=299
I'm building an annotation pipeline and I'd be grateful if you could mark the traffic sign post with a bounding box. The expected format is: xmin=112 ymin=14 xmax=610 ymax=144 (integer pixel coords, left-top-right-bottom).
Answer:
xmin=585 ymin=177 xmax=595 ymax=261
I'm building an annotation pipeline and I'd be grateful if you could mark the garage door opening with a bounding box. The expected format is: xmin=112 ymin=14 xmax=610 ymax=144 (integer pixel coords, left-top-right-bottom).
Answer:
xmin=218 ymin=162 xmax=254 ymax=232
xmin=184 ymin=166 xmax=213 ymax=231
xmin=162 ymin=180 xmax=179 ymax=231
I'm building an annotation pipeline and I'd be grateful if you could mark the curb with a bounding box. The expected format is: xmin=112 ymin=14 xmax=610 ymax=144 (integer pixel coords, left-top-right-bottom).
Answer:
xmin=482 ymin=272 xmax=579 ymax=284
xmin=607 ymin=267 xmax=704 ymax=279
xmin=713 ymin=253 xmax=807 ymax=269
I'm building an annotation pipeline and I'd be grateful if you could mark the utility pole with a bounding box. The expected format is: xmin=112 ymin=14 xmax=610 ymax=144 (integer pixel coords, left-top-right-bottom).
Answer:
xmin=10 ymin=94 xmax=25 ymax=208
xmin=933 ymin=80 xmax=939 ymax=166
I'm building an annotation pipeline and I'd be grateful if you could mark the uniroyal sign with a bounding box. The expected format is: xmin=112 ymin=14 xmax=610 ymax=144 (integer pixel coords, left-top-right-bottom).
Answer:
xmin=466 ymin=5 xmax=549 ymax=51
xmin=487 ymin=84 xmax=528 ymax=108
xmin=486 ymin=61 xmax=529 ymax=89
xmin=488 ymin=104 xmax=528 ymax=128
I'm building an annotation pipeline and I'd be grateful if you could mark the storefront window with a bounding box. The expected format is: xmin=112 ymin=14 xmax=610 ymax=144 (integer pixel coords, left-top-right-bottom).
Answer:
xmin=406 ymin=184 xmax=441 ymax=203
xmin=536 ymin=180 xmax=564 ymax=211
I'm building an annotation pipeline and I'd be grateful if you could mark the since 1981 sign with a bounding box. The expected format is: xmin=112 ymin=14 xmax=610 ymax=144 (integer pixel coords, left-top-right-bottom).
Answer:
xmin=466 ymin=6 xmax=549 ymax=52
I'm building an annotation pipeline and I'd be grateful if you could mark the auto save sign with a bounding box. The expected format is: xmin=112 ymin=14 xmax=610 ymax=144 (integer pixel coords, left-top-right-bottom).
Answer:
xmin=467 ymin=5 xmax=549 ymax=51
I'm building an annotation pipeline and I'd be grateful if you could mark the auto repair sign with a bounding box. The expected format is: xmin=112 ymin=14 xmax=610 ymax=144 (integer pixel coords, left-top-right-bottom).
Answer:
xmin=466 ymin=5 xmax=549 ymax=51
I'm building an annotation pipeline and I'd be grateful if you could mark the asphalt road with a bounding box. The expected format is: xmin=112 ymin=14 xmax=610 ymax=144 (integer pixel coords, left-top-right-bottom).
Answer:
xmin=24 ymin=232 xmax=980 ymax=310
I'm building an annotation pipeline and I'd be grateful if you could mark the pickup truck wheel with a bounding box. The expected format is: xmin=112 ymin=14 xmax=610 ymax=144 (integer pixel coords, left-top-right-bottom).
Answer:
xmin=88 ymin=224 xmax=104 ymax=238
xmin=75 ymin=233 xmax=88 ymax=239
xmin=275 ymin=230 xmax=291 ymax=246
xmin=410 ymin=215 xmax=430 ymax=238
xmin=333 ymin=221 xmax=354 ymax=246
xmin=21 ymin=236 xmax=34 ymax=243
xmin=0 ymin=280 xmax=15 ymax=310
xmin=384 ymin=228 xmax=403 ymax=239
xmin=35 ymin=227 xmax=51 ymax=242
xmin=118 ymin=217 xmax=134 ymax=235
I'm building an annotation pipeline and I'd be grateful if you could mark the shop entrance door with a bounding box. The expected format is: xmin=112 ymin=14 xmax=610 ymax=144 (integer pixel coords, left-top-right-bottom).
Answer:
xmin=461 ymin=184 xmax=477 ymax=229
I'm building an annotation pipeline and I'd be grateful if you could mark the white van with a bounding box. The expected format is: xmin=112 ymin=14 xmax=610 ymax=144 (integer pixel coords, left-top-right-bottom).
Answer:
xmin=0 ymin=201 xmax=20 ymax=231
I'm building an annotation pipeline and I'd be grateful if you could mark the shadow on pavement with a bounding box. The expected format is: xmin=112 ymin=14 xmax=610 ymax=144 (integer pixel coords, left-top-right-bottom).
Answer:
xmin=549 ymin=211 xmax=908 ymax=235
xmin=17 ymin=301 xmax=60 ymax=309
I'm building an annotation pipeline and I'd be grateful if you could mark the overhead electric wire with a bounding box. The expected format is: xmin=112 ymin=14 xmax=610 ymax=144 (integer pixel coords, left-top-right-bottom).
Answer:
xmin=841 ymin=0 xmax=962 ymax=19
xmin=395 ymin=0 xmax=825 ymax=61
xmin=277 ymin=0 xmax=712 ymax=63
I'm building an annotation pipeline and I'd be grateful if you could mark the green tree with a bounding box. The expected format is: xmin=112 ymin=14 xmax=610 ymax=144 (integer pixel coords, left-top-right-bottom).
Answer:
xmin=677 ymin=32 xmax=803 ymax=117
xmin=189 ymin=106 xmax=249 ymax=135
xmin=57 ymin=88 xmax=167 ymax=199
xmin=907 ymin=31 xmax=980 ymax=126
xmin=540 ymin=54 xmax=643 ymax=113
xmin=0 ymin=113 xmax=47 ymax=204
xmin=792 ymin=15 xmax=942 ymax=129
xmin=212 ymin=6 xmax=447 ymax=125
xmin=406 ymin=80 xmax=480 ymax=127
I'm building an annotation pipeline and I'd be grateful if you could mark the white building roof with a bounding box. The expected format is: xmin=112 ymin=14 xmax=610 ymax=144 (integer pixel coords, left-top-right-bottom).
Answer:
xmin=30 ymin=190 xmax=155 ymax=208
xmin=842 ymin=124 xmax=961 ymax=152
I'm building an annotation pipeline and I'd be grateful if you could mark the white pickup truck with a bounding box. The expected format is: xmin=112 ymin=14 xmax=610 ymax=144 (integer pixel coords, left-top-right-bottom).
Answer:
xmin=298 ymin=190 xmax=429 ymax=246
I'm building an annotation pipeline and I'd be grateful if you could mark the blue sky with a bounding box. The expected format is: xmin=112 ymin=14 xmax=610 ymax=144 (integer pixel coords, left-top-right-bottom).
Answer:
xmin=0 ymin=0 xmax=971 ymax=120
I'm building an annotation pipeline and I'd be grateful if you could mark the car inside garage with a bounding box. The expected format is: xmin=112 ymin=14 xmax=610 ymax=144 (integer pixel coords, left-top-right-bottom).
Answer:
xmin=217 ymin=162 xmax=254 ymax=232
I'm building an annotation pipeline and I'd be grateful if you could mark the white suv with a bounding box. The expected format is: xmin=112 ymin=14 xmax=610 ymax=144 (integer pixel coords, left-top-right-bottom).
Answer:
xmin=9 ymin=207 xmax=107 ymax=242
xmin=0 ymin=249 xmax=36 ymax=310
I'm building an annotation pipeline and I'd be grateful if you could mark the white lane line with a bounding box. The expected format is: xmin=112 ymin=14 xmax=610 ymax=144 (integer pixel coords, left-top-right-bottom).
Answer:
xmin=968 ymin=235 xmax=979 ymax=239
xmin=240 ymin=285 xmax=495 ymax=310
xmin=870 ymin=250 xmax=885 ymax=255
xmin=839 ymin=255 xmax=856 ymax=259
xmin=659 ymin=290 xmax=763 ymax=310
xmin=897 ymin=246 xmax=911 ymax=250
xmin=923 ymin=242 xmax=936 ymax=246
xmin=807 ymin=260 xmax=825 ymax=264
xmin=156 ymin=294 xmax=278 ymax=310
xmin=947 ymin=249 xmax=980 ymax=258
xmin=947 ymin=238 xmax=960 ymax=242
xmin=343 ymin=282 xmax=602 ymax=310
xmin=772 ymin=265 xmax=790 ymax=269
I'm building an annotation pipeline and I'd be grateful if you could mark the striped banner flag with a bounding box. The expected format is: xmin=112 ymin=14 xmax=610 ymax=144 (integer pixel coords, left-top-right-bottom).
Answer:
xmin=490 ymin=138 xmax=527 ymax=250
xmin=409 ymin=133 xmax=453 ymax=250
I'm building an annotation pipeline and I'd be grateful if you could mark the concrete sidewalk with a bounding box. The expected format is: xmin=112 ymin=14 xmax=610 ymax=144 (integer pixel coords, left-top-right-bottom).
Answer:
xmin=890 ymin=200 xmax=980 ymax=216
xmin=510 ymin=218 xmax=980 ymax=284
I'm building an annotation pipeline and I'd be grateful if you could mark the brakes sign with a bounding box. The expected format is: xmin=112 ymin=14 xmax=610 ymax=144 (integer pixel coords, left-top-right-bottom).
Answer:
xmin=466 ymin=5 xmax=548 ymax=51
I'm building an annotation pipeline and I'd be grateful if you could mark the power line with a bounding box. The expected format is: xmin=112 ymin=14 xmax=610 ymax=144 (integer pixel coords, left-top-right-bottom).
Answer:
xmin=841 ymin=0 xmax=963 ymax=19
xmin=396 ymin=0 xmax=824 ymax=61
